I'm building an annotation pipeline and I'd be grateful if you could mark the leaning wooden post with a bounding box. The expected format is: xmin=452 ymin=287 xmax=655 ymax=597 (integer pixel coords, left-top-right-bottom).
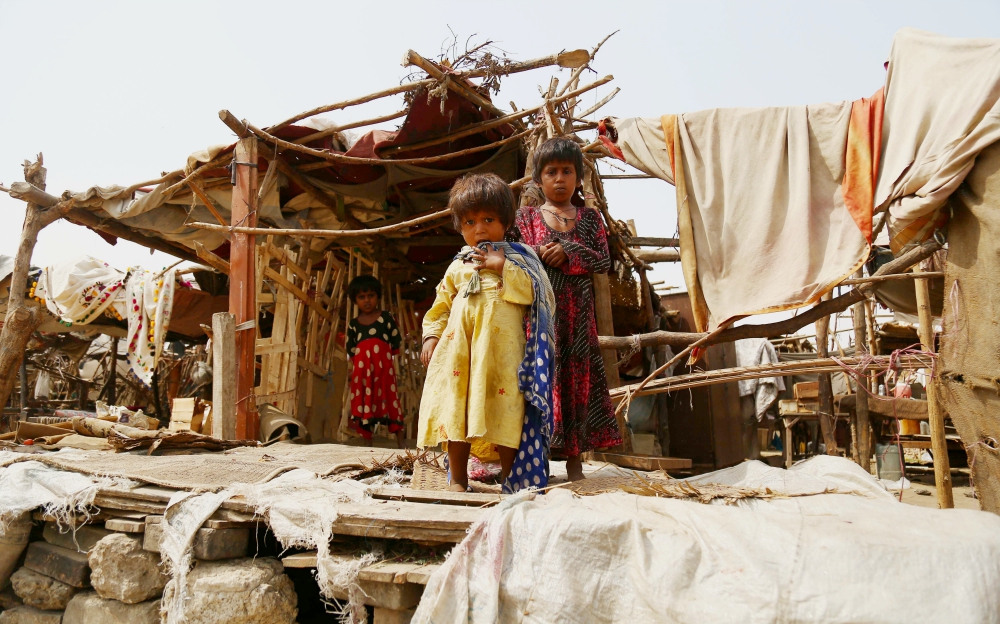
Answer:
xmin=212 ymin=312 xmax=237 ymax=440
xmin=593 ymin=272 xmax=632 ymax=452
xmin=914 ymin=264 xmax=954 ymax=508
xmin=230 ymin=136 xmax=259 ymax=440
xmin=0 ymin=156 xmax=75 ymax=412
xmin=815 ymin=295 xmax=838 ymax=455
xmin=851 ymin=274 xmax=872 ymax=470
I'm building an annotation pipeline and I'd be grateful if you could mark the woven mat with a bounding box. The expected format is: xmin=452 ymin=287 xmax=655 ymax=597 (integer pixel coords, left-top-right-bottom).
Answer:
xmin=0 ymin=443 xmax=408 ymax=492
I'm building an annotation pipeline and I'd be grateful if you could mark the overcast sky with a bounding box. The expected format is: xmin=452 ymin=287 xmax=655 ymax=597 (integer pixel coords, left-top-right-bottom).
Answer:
xmin=1 ymin=0 xmax=998 ymax=297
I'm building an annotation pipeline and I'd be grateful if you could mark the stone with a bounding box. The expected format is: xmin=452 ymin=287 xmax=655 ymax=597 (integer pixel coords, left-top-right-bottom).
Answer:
xmin=88 ymin=534 xmax=166 ymax=604
xmin=62 ymin=592 xmax=159 ymax=624
xmin=0 ymin=605 xmax=63 ymax=624
xmin=10 ymin=568 xmax=78 ymax=610
xmin=160 ymin=557 xmax=297 ymax=624
xmin=142 ymin=523 xmax=248 ymax=561
xmin=42 ymin=524 xmax=112 ymax=555
xmin=22 ymin=543 xmax=89 ymax=588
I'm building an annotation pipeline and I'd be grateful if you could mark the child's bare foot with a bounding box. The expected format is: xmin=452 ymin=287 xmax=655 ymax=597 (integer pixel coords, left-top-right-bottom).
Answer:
xmin=448 ymin=483 xmax=468 ymax=492
xmin=566 ymin=455 xmax=586 ymax=481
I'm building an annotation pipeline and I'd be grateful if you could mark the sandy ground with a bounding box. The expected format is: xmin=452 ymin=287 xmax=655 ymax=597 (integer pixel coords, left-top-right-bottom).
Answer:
xmin=898 ymin=470 xmax=981 ymax=510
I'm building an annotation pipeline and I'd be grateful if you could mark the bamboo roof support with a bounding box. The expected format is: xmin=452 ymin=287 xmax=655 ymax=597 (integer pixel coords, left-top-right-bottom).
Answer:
xmin=223 ymin=111 xmax=532 ymax=167
xmin=186 ymin=181 xmax=228 ymax=227
xmin=188 ymin=206 xmax=453 ymax=238
xmin=460 ymin=48 xmax=591 ymax=79
xmin=382 ymin=74 xmax=613 ymax=156
xmin=577 ymin=87 xmax=621 ymax=119
xmin=402 ymin=49 xmax=511 ymax=120
xmin=292 ymin=108 xmax=408 ymax=145
xmin=269 ymin=80 xmax=436 ymax=133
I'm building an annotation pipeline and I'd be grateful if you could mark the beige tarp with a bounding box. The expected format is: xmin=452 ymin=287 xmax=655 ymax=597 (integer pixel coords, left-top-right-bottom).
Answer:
xmin=876 ymin=28 xmax=1000 ymax=252
xmin=613 ymin=105 xmax=867 ymax=329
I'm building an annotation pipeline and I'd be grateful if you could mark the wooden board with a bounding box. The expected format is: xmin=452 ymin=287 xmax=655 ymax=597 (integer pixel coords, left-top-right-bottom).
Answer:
xmin=589 ymin=452 xmax=692 ymax=471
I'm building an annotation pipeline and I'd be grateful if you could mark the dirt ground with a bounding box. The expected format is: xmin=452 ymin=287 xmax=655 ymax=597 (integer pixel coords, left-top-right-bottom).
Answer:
xmin=899 ymin=470 xmax=981 ymax=510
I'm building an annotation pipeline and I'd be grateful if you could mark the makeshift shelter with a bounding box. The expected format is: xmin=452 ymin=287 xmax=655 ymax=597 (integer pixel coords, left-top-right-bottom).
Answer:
xmin=1 ymin=29 xmax=1000 ymax=624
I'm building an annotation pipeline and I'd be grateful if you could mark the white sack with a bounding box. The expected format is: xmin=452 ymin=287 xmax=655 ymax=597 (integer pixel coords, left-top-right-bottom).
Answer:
xmin=414 ymin=456 xmax=1000 ymax=624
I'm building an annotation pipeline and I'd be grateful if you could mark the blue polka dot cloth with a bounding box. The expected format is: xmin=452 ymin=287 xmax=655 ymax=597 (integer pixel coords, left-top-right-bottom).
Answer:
xmin=496 ymin=243 xmax=556 ymax=494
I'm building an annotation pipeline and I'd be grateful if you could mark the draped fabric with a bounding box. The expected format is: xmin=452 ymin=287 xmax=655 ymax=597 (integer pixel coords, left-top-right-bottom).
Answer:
xmin=876 ymin=28 xmax=1000 ymax=253
xmin=123 ymin=268 xmax=176 ymax=387
xmin=31 ymin=256 xmax=126 ymax=327
xmin=608 ymin=92 xmax=882 ymax=331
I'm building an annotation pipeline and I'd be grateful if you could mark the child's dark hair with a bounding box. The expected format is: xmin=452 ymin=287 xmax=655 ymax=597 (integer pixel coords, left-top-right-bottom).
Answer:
xmin=532 ymin=137 xmax=585 ymax=185
xmin=447 ymin=173 xmax=516 ymax=231
xmin=347 ymin=275 xmax=382 ymax=302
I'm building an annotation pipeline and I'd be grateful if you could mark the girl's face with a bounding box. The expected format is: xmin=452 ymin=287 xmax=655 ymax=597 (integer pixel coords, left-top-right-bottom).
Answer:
xmin=355 ymin=289 xmax=380 ymax=314
xmin=539 ymin=160 xmax=579 ymax=204
xmin=459 ymin=209 xmax=506 ymax=247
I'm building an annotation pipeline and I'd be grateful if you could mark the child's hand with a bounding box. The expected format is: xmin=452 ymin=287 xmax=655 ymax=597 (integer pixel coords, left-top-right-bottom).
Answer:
xmin=471 ymin=244 xmax=506 ymax=274
xmin=420 ymin=337 xmax=439 ymax=367
xmin=540 ymin=241 xmax=568 ymax=268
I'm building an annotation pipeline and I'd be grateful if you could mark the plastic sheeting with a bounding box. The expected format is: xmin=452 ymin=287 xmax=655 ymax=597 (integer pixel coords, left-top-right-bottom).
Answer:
xmin=414 ymin=456 xmax=1000 ymax=624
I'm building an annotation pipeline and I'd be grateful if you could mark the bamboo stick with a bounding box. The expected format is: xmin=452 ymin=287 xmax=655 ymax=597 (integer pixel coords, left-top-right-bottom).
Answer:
xmin=914 ymin=264 xmax=953 ymax=508
xmin=223 ymin=110 xmax=530 ymax=168
xmin=292 ymin=109 xmax=408 ymax=145
xmin=186 ymin=182 xmax=228 ymax=227
xmin=839 ymin=272 xmax=944 ymax=286
xmin=402 ymin=49 xmax=510 ymax=120
xmin=269 ymin=80 xmax=435 ymax=132
xmin=577 ymin=87 xmax=621 ymax=119
xmin=609 ymin=355 xmax=927 ymax=400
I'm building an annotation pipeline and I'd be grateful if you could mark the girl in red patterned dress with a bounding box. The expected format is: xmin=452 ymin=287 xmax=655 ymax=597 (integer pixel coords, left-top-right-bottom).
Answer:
xmin=345 ymin=275 xmax=405 ymax=448
xmin=510 ymin=137 xmax=622 ymax=480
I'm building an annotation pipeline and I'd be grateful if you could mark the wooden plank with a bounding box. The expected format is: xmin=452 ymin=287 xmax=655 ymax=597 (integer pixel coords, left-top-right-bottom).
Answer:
xmin=212 ymin=312 xmax=237 ymax=440
xmin=267 ymin=243 xmax=311 ymax=284
xmin=589 ymin=452 xmax=692 ymax=471
xmin=359 ymin=562 xmax=422 ymax=584
xmin=231 ymin=136 xmax=259 ymax=441
xmin=255 ymin=389 xmax=297 ymax=405
xmin=105 ymin=517 xmax=146 ymax=533
xmin=265 ymin=267 xmax=334 ymax=323
xmin=405 ymin=564 xmax=441 ymax=585
xmin=282 ymin=552 xmax=318 ymax=568
xmin=254 ymin=340 xmax=297 ymax=356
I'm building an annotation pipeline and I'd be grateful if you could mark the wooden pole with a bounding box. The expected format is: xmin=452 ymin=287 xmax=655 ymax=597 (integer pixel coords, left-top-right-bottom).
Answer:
xmin=107 ymin=338 xmax=118 ymax=406
xmin=815 ymin=295 xmax=838 ymax=455
xmin=592 ymin=272 xmax=631 ymax=452
xmin=19 ymin=359 xmax=27 ymax=417
xmin=914 ymin=264 xmax=954 ymax=508
xmin=851 ymin=276 xmax=871 ymax=470
xmin=0 ymin=157 xmax=77 ymax=413
xmin=230 ymin=136 xmax=259 ymax=440
xmin=212 ymin=312 xmax=237 ymax=440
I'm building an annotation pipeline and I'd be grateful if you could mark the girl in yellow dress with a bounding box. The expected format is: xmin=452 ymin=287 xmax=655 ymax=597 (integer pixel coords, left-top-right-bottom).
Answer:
xmin=418 ymin=173 xmax=555 ymax=492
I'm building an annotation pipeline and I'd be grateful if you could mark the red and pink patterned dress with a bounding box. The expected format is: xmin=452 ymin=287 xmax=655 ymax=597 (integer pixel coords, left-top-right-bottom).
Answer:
xmin=346 ymin=311 xmax=404 ymax=440
xmin=510 ymin=204 xmax=622 ymax=456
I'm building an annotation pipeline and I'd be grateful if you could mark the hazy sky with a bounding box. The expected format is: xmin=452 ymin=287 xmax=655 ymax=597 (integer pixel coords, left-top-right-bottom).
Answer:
xmin=1 ymin=0 xmax=998 ymax=295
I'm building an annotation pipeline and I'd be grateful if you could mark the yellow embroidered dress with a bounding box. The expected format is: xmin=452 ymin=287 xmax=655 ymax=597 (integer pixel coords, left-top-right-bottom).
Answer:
xmin=418 ymin=253 xmax=534 ymax=454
